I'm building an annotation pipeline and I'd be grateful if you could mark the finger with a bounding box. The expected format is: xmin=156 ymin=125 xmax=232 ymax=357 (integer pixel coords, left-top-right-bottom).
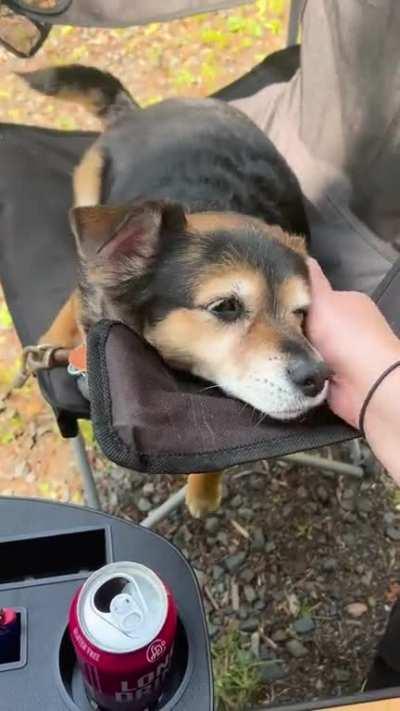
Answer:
xmin=307 ymin=257 xmax=333 ymax=296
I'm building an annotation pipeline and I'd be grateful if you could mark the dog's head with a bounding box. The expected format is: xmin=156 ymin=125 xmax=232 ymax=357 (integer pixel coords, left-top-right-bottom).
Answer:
xmin=71 ymin=199 xmax=329 ymax=420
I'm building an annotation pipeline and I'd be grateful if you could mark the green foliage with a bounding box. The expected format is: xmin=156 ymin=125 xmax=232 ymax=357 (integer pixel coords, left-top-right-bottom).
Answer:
xmin=200 ymin=28 xmax=230 ymax=49
xmin=79 ymin=420 xmax=95 ymax=446
xmin=173 ymin=68 xmax=197 ymax=88
xmin=54 ymin=115 xmax=78 ymax=130
xmin=212 ymin=627 xmax=272 ymax=710
xmin=297 ymin=598 xmax=319 ymax=618
xmin=295 ymin=521 xmax=314 ymax=540
xmin=0 ymin=412 xmax=23 ymax=445
xmin=266 ymin=18 xmax=283 ymax=36
xmin=0 ymin=303 xmax=13 ymax=329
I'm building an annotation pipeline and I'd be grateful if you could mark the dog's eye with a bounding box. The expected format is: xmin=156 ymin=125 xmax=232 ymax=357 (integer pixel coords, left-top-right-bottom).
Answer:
xmin=208 ymin=297 xmax=244 ymax=322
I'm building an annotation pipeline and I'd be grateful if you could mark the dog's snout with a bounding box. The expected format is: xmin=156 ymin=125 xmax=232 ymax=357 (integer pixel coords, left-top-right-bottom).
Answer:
xmin=287 ymin=358 xmax=329 ymax=398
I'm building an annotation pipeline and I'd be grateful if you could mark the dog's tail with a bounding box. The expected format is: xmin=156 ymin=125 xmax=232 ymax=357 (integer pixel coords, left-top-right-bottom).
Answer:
xmin=17 ymin=64 xmax=138 ymax=124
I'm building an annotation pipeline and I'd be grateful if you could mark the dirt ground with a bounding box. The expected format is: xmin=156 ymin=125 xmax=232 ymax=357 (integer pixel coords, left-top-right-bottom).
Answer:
xmin=1 ymin=3 xmax=400 ymax=709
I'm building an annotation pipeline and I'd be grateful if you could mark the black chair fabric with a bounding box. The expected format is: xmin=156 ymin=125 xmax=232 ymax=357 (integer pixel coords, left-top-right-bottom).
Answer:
xmin=0 ymin=124 xmax=95 ymax=434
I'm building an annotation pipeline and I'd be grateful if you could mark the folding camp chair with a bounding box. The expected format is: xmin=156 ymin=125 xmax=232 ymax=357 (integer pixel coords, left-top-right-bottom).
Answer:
xmin=1 ymin=0 xmax=400 ymax=522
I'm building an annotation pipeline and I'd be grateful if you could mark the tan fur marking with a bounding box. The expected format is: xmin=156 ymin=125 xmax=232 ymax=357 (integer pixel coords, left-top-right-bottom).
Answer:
xmin=278 ymin=276 xmax=310 ymax=312
xmin=145 ymin=309 xmax=206 ymax=367
xmin=57 ymin=87 xmax=105 ymax=115
xmin=241 ymin=319 xmax=280 ymax=352
xmin=39 ymin=290 xmax=82 ymax=349
xmin=186 ymin=472 xmax=223 ymax=518
xmin=267 ymin=224 xmax=307 ymax=256
xmin=187 ymin=211 xmax=252 ymax=233
xmin=193 ymin=264 xmax=268 ymax=309
xmin=73 ymin=144 xmax=104 ymax=207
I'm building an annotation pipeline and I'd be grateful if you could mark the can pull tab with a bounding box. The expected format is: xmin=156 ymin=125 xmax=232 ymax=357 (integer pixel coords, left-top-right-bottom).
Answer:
xmin=109 ymin=593 xmax=143 ymax=633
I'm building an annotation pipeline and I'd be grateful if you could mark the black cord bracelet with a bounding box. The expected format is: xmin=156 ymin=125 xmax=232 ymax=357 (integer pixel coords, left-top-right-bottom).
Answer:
xmin=359 ymin=360 xmax=400 ymax=438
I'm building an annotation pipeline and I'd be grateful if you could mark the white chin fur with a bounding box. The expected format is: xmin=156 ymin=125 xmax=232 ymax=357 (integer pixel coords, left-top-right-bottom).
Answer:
xmin=214 ymin=374 xmax=329 ymax=422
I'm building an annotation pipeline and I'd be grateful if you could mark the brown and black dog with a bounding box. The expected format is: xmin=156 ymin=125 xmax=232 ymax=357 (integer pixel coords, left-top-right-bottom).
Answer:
xmin=20 ymin=65 xmax=329 ymax=517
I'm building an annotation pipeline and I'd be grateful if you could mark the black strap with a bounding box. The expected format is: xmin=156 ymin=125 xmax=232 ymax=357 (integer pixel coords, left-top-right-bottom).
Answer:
xmin=359 ymin=360 xmax=400 ymax=437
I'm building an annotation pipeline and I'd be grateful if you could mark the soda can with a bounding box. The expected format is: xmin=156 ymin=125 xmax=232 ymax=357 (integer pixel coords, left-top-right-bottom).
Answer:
xmin=68 ymin=562 xmax=178 ymax=711
xmin=0 ymin=608 xmax=19 ymax=664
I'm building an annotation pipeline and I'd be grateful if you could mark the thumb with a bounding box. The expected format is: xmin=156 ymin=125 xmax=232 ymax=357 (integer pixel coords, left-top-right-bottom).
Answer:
xmin=307 ymin=257 xmax=333 ymax=298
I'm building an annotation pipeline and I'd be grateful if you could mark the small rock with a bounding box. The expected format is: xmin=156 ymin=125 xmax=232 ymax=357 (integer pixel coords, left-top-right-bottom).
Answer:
xmin=361 ymin=570 xmax=373 ymax=587
xmin=240 ymin=618 xmax=259 ymax=633
xmin=231 ymin=494 xmax=243 ymax=508
xmin=293 ymin=616 xmax=315 ymax=635
xmin=137 ymin=497 xmax=152 ymax=513
xmin=272 ymin=629 xmax=288 ymax=643
xmin=384 ymin=512 xmax=396 ymax=525
xmin=254 ymin=600 xmax=267 ymax=612
xmin=260 ymin=645 xmax=275 ymax=661
xmin=194 ymin=568 xmax=206 ymax=589
xmin=205 ymin=517 xmax=220 ymax=534
xmin=343 ymin=533 xmax=356 ymax=546
xmin=244 ymin=585 xmax=257 ymax=604
xmin=316 ymin=485 xmax=329 ymax=504
xmin=207 ymin=623 xmax=218 ymax=638
xmin=265 ymin=541 xmax=276 ymax=554
xmin=238 ymin=608 xmax=248 ymax=621
xmin=250 ymin=631 xmax=260 ymax=659
xmin=217 ymin=532 xmax=229 ymax=547
xmin=321 ymin=558 xmax=337 ymax=573
xmin=142 ymin=482 xmax=155 ymax=496
xmin=386 ymin=525 xmax=400 ymax=541
xmin=224 ymin=551 xmax=247 ymax=574
xmin=282 ymin=503 xmax=293 ymax=518
xmin=249 ymin=476 xmax=264 ymax=492
xmin=260 ymin=662 xmax=289 ymax=683
xmin=297 ymin=485 xmax=308 ymax=499
xmin=335 ymin=668 xmax=351 ymax=683
xmin=240 ymin=568 xmax=255 ymax=584
xmin=212 ymin=565 xmax=225 ymax=581
xmin=346 ymin=602 xmax=368 ymax=618
xmin=356 ymin=496 xmax=373 ymax=514
xmin=286 ymin=639 xmax=308 ymax=658
xmin=341 ymin=498 xmax=355 ymax=512
xmin=238 ymin=507 xmax=253 ymax=521
xmin=251 ymin=527 xmax=266 ymax=552
xmin=152 ymin=495 xmax=162 ymax=505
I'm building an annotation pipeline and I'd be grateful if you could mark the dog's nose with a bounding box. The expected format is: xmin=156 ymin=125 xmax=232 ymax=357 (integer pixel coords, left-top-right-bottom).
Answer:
xmin=287 ymin=358 xmax=329 ymax=398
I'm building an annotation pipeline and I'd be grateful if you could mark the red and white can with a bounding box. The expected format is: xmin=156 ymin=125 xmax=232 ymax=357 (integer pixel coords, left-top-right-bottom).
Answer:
xmin=68 ymin=562 xmax=178 ymax=710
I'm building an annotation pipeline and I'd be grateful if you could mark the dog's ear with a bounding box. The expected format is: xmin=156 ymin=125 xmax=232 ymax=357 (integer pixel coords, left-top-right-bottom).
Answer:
xmin=69 ymin=200 xmax=187 ymax=265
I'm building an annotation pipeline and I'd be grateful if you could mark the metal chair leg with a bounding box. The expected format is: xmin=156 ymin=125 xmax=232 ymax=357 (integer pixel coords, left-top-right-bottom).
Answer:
xmin=141 ymin=486 xmax=187 ymax=528
xmin=281 ymin=451 xmax=364 ymax=478
xmin=70 ymin=428 xmax=101 ymax=510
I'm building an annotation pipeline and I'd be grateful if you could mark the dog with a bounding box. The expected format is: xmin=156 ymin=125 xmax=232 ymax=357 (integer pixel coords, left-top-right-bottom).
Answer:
xmin=20 ymin=64 xmax=329 ymax=517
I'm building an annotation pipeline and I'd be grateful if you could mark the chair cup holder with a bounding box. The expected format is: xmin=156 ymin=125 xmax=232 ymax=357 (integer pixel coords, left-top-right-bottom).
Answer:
xmin=58 ymin=617 xmax=190 ymax=710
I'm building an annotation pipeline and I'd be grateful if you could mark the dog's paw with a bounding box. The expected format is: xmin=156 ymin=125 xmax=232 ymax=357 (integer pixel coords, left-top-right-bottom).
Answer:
xmin=185 ymin=474 xmax=222 ymax=519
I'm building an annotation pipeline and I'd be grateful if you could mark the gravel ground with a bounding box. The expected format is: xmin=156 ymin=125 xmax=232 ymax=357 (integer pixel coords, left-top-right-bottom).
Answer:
xmin=94 ymin=446 xmax=400 ymax=709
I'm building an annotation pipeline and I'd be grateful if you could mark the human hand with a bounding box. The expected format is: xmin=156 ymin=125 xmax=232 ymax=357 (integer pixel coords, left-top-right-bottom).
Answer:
xmin=306 ymin=258 xmax=400 ymax=429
